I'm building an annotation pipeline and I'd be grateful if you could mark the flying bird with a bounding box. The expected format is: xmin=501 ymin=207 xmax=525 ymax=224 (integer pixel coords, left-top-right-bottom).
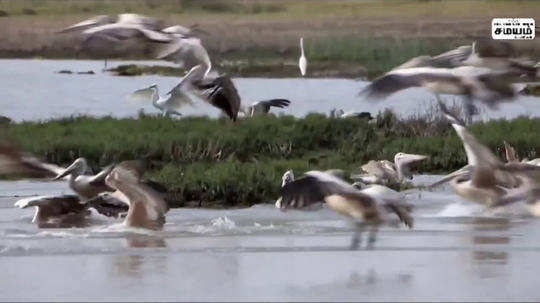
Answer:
xmin=360 ymin=66 xmax=524 ymax=124
xmin=129 ymin=67 xmax=200 ymax=117
xmin=279 ymin=170 xmax=413 ymax=249
xmin=430 ymin=100 xmax=540 ymax=209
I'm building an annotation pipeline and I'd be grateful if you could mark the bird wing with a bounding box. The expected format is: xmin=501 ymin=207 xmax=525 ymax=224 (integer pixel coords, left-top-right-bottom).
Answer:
xmin=165 ymin=70 xmax=203 ymax=109
xmin=256 ymin=99 xmax=291 ymax=110
xmin=83 ymin=24 xmax=171 ymax=42
xmin=85 ymin=191 xmax=130 ymax=218
xmin=156 ymin=38 xmax=211 ymax=69
xmin=361 ymin=160 xmax=395 ymax=180
xmin=14 ymin=195 xmax=81 ymax=211
xmin=105 ymin=160 xmax=168 ymax=230
xmin=280 ymin=171 xmax=375 ymax=210
xmin=430 ymin=45 xmax=473 ymax=66
xmin=428 ymin=165 xmax=472 ymax=188
xmin=88 ymin=164 xmax=115 ymax=187
xmin=438 ymin=100 xmax=520 ymax=188
xmin=129 ymin=87 xmax=156 ymax=103
xmin=0 ymin=139 xmax=64 ymax=179
xmin=196 ymin=76 xmax=241 ymax=121
xmin=360 ymin=68 xmax=458 ymax=100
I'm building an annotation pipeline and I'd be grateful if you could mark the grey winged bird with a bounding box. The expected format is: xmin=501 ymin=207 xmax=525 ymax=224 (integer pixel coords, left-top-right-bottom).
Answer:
xmin=241 ymin=99 xmax=291 ymax=117
xmin=430 ymin=100 xmax=540 ymax=211
xmin=362 ymin=40 xmax=538 ymax=124
xmin=279 ymin=170 xmax=413 ymax=249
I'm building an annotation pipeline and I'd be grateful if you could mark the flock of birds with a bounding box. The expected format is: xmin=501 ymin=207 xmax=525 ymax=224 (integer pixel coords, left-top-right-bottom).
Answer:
xmin=1 ymin=13 xmax=540 ymax=249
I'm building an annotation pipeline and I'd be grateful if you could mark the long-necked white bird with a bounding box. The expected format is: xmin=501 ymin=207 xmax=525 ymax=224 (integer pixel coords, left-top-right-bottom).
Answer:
xmin=129 ymin=66 xmax=203 ymax=117
xmin=279 ymin=170 xmax=413 ymax=249
xmin=431 ymin=100 xmax=540 ymax=208
xmin=352 ymin=152 xmax=428 ymax=186
xmin=298 ymin=37 xmax=307 ymax=77
xmin=53 ymin=158 xmax=115 ymax=200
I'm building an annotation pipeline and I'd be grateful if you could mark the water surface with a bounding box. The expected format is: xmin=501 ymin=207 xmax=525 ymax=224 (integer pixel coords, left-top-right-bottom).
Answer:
xmin=2 ymin=177 xmax=540 ymax=301
xmin=1 ymin=59 xmax=539 ymax=122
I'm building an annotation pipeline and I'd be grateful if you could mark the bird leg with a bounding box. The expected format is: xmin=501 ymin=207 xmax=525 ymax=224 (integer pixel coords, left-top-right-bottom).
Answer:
xmin=463 ymin=96 xmax=478 ymax=125
xmin=366 ymin=225 xmax=379 ymax=250
xmin=350 ymin=222 xmax=365 ymax=250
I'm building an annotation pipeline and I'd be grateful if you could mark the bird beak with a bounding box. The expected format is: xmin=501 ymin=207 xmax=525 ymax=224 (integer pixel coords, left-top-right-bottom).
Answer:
xmin=403 ymin=153 xmax=429 ymax=162
xmin=53 ymin=169 xmax=71 ymax=180
xmin=52 ymin=162 xmax=76 ymax=180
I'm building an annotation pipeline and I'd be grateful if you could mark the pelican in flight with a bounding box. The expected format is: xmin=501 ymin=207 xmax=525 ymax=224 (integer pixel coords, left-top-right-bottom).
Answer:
xmin=352 ymin=152 xmax=428 ymax=186
xmin=394 ymin=40 xmax=537 ymax=78
xmin=58 ymin=14 xmax=162 ymax=33
xmin=279 ymin=170 xmax=413 ymax=249
xmin=240 ymin=99 xmax=291 ymax=117
xmin=59 ymin=13 xmax=169 ymax=41
xmin=129 ymin=66 xmax=201 ymax=117
xmin=96 ymin=160 xmax=169 ymax=230
xmin=156 ymin=36 xmax=241 ymax=121
xmin=361 ymin=65 xmax=525 ymax=124
xmin=298 ymin=37 xmax=307 ymax=77
xmin=430 ymin=100 xmax=540 ymax=208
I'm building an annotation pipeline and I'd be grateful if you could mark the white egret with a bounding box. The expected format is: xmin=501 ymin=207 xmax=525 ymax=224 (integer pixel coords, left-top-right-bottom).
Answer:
xmin=298 ymin=37 xmax=307 ymax=77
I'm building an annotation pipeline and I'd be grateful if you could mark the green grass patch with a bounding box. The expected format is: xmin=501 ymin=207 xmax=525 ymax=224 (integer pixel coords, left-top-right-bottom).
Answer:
xmin=3 ymin=112 xmax=540 ymax=207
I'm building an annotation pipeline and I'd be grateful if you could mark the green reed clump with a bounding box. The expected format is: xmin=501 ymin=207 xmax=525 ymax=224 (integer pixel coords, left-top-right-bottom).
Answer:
xmin=5 ymin=112 xmax=540 ymax=206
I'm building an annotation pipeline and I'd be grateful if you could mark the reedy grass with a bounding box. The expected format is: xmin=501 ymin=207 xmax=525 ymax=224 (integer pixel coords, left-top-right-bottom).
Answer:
xmin=3 ymin=110 xmax=540 ymax=206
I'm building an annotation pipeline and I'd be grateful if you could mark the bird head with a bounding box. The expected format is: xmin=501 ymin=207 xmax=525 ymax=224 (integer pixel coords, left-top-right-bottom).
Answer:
xmin=281 ymin=169 xmax=294 ymax=187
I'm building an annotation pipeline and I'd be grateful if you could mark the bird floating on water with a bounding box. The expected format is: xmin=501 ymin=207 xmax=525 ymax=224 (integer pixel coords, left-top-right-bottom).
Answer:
xmin=352 ymin=152 xmax=428 ymax=186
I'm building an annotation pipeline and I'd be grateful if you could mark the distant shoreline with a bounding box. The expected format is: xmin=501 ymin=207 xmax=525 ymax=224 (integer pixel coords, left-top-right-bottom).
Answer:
xmin=0 ymin=0 xmax=538 ymax=78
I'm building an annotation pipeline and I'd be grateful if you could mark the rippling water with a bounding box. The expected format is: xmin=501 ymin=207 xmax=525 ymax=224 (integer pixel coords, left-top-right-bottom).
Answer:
xmin=2 ymin=176 xmax=540 ymax=301
xmin=0 ymin=59 xmax=539 ymax=122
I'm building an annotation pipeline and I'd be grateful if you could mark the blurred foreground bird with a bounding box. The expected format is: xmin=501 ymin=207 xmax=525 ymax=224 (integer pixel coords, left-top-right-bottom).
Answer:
xmin=279 ymin=170 xmax=413 ymax=249
xmin=430 ymin=100 xmax=540 ymax=211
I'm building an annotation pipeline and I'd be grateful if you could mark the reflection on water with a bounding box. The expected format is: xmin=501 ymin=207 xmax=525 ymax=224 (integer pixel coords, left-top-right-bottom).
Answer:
xmin=123 ymin=235 xmax=167 ymax=248
xmin=469 ymin=218 xmax=510 ymax=279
